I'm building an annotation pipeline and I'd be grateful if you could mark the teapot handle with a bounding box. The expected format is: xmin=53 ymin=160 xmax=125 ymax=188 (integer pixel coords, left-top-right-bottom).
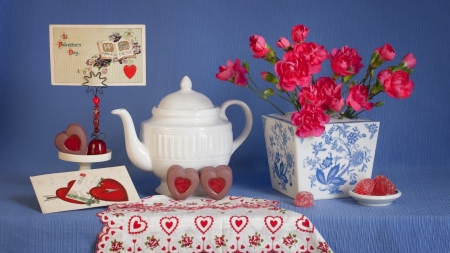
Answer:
xmin=219 ymin=100 xmax=253 ymax=154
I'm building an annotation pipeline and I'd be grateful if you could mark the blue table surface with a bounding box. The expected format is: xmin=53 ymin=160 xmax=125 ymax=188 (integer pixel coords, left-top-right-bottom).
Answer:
xmin=1 ymin=165 xmax=449 ymax=253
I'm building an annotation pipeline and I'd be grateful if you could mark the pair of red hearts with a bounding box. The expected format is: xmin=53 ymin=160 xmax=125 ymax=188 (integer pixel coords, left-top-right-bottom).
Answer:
xmin=166 ymin=165 xmax=232 ymax=200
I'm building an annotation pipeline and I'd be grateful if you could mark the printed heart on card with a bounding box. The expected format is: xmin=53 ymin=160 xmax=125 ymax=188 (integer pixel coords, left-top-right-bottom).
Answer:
xmin=166 ymin=165 xmax=199 ymax=200
xmin=200 ymin=165 xmax=232 ymax=200
xmin=123 ymin=65 xmax=137 ymax=79
xmin=264 ymin=216 xmax=284 ymax=234
xmin=296 ymin=215 xmax=315 ymax=233
xmin=160 ymin=216 xmax=179 ymax=236
xmin=128 ymin=215 xmax=148 ymax=234
xmin=229 ymin=216 xmax=248 ymax=234
xmin=55 ymin=180 xmax=85 ymax=204
xmin=54 ymin=123 xmax=88 ymax=155
xmin=194 ymin=216 xmax=214 ymax=234
xmin=89 ymin=178 xmax=128 ymax=202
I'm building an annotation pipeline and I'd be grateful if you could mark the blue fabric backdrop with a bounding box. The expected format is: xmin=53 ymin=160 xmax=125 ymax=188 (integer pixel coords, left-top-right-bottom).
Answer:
xmin=0 ymin=1 xmax=449 ymax=252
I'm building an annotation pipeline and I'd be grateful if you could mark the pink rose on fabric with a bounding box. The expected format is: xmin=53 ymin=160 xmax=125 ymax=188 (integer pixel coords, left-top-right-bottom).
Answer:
xmin=291 ymin=24 xmax=309 ymax=44
xmin=377 ymin=69 xmax=414 ymax=99
xmin=249 ymin=35 xmax=270 ymax=58
xmin=294 ymin=42 xmax=328 ymax=74
xmin=291 ymin=105 xmax=330 ymax=138
xmin=276 ymin=37 xmax=291 ymax=50
xmin=274 ymin=51 xmax=311 ymax=91
xmin=316 ymin=77 xmax=344 ymax=112
xmin=329 ymin=46 xmax=364 ymax=76
xmin=401 ymin=53 xmax=416 ymax=69
xmin=346 ymin=84 xmax=374 ymax=111
xmin=216 ymin=59 xmax=248 ymax=86
xmin=376 ymin=43 xmax=395 ymax=61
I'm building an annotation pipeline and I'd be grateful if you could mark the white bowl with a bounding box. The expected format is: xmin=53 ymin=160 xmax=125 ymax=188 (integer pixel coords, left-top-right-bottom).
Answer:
xmin=348 ymin=189 xmax=402 ymax=207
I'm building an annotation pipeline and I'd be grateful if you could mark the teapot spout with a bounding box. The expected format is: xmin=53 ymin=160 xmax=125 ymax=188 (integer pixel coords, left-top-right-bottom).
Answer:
xmin=111 ymin=108 xmax=152 ymax=172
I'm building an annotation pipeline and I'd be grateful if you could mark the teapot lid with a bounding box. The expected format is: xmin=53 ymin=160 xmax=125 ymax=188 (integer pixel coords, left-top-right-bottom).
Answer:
xmin=157 ymin=76 xmax=214 ymax=110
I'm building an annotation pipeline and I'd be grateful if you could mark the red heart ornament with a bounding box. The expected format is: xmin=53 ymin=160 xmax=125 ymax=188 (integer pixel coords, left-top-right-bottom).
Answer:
xmin=123 ymin=65 xmax=137 ymax=79
xmin=166 ymin=165 xmax=199 ymax=200
xmin=55 ymin=180 xmax=85 ymax=204
xmin=89 ymin=178 xmax=128 ymax=202
xmin=55 ymin=123 xmax=88 ymax=155
xmin=200 ymin=165 xmax=232 ymax=200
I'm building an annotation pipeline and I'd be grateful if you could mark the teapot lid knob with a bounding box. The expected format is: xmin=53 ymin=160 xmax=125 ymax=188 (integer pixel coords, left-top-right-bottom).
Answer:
xmin=180 ymin=76 xmax=192 ymax=91
xmin=156 ymin=76 xmax=214 ymax=110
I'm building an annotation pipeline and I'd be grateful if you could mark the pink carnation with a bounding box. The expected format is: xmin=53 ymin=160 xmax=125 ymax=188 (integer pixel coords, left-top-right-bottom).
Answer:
xmin=291 ymin=24 xmax=309 ymax=44
xmin=294 ymin=42 xmax=328 ymax=74
xmin=377 ymin=69 xmax=414 ymax=99
xmin=249 ymin=35 xmax=270 ymax=58
xmin=346 ymin=84 xmax=374 ymax=111
xmin=274 ymin=51 xmax=311 ymax=91
xmin=215 ymin=59 xmax=248 ymax=86
xmin=329 ymin=46 xmax=364 ymax=76
xmin=291 ymin=105 xmax=330 ymax=138
xmin=316 ymin=77 xmax=344 ymax=112
xmin=375 ymin=44 xmax=395 ymax=61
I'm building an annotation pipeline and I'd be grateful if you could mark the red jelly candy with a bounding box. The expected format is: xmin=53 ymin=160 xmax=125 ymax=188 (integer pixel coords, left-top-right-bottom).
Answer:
xmin=294 ymin=191 xmax=314 ymax=207
xmin=354 ymin=178 xmax=374 ymax=195
xmin=372 ymin=175 xmax=396 ymax=196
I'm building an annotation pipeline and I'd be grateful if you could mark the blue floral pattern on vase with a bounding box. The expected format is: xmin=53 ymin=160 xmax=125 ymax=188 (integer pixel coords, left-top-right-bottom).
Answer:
xmin=263 ymin=114 xmax=380 ymax=199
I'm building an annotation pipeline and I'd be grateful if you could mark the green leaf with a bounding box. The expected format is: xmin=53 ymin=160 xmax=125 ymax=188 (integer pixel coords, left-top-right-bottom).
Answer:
xmin=375 ymin=101 xmax=385 ymax=107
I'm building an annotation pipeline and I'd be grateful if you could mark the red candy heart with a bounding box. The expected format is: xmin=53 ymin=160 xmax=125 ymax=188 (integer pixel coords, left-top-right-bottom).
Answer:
xmin=55 ymin=123 xmax=88 ymax=155
xmin=200 ymin=165 xmax=232 ymax=200
xmin=89 ymin=178 xmax=128 ymax=202
xmin=123 ymin=65 xmax=137 ymax=79
xmin=55 ymin=180 xmax=84 ymax=204
xmin=166 ymin=165 xmax=200 ymax=200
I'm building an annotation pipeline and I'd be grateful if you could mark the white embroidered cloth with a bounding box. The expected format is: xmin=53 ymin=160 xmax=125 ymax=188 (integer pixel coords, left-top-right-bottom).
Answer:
xmin=95 ymin=195 xmax=333 ymax=253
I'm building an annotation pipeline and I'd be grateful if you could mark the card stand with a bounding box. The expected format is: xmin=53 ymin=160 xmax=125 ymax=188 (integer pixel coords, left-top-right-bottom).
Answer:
xmin=58 ymin=150 xmax=111 ymax=170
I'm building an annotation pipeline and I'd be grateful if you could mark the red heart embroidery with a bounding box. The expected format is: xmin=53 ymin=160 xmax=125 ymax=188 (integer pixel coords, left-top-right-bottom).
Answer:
xmin=55 ymin=123 xmax=88 ymax=155
xmin=123 ymin=65 xmax=137 ymax=79
xmin=194 ymin=216 xmax=214 ymax=234
xmin=296 ymin=215 xmax=315 ymax=233
xmin=229 ymin=216 xmax=248 ymax=234
xmin=160 ymin=216 xmax=179 ymax=235
xmin=200 ymin=165 xmax=233 ymax=200
xmin=166 ymin=165 xmax=199 ymax=200
xmin=89 ymin=178 xmax=128 ymax=202
xmin=264 ymin=216 xmax=284 ymax=234
xmin=55 ymin=180 xmax=84 ymax=204
xmin=128 ymin=215 xmax=148 ymax=234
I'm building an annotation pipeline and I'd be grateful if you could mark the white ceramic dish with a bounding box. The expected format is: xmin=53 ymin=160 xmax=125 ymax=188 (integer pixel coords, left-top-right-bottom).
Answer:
xmin=348 ymin=189 xmax=402 ymax=207
xmin=58 ymin=150 xmax=111 ymax=170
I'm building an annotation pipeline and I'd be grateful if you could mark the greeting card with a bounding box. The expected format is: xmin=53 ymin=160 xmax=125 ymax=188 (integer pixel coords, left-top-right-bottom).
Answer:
xmin=49 ymin=25 xmax=146 ymax=86
xmin=30 ymin=166 xmax=140 ymax=214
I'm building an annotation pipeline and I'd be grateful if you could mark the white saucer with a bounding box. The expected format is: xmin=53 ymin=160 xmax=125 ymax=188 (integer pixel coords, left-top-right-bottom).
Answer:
xmin=349 ymin=189 xmax=402 ymax=207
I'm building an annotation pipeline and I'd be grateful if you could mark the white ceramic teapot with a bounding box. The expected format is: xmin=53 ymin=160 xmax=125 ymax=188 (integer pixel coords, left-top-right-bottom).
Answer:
xmin=112 ymin=76 xmax=253 ymax=196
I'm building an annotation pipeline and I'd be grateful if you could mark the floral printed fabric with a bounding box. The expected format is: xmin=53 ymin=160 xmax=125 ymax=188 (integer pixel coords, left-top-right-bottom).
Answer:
xmin=96 ymin=195 xmax=333 ymax=253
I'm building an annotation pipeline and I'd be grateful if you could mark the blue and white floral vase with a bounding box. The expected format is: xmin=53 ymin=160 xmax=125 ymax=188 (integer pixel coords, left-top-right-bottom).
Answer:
xmin=262 ymin=113 xmax=380 ymax=200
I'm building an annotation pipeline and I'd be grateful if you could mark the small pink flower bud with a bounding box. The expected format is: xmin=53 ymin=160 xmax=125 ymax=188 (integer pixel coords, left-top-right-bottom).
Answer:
xmin=401 ymin=53 xmax=416 ymax=69
xmin=276 ymin=37 xmax=291 ymax=50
